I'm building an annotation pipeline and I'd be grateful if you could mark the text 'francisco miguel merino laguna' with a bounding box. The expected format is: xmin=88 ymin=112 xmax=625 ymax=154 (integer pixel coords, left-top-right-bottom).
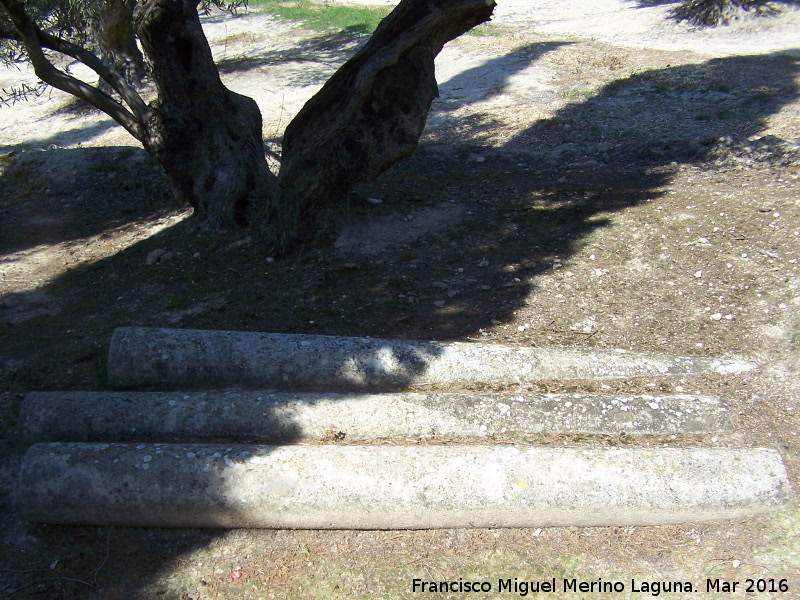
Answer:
xmin=411 ymin=577 xmax=697 ymax=596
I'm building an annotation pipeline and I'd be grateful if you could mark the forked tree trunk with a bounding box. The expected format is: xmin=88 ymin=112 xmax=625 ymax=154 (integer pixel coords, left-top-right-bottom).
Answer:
xmin=3 ymin=0 xmax=494 ymax=239
xmin=131 ymin=0 xmax=494 ymax=243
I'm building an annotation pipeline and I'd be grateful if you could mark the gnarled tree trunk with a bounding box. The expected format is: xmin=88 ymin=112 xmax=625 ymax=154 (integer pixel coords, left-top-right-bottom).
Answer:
xmin=133 ymin=0 xmax=495 ymax=239
xmin=267 ymin=0 xmax=496 ymax=249
xmin=135 ymin=0 xmax=276 ymax=226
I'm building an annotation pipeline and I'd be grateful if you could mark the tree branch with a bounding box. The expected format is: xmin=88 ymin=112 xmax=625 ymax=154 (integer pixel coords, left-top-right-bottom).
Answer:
xmin=38 ymin=30 xmax=152 ymax=123
xmin=0 ymin=0 xmax=145 ymax=140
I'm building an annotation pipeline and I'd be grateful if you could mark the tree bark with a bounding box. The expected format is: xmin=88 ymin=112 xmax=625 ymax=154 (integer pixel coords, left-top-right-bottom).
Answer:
xmin=265 ymin=0 xmax=496 ymax=248
xmin=135 ymin=0 xmax=276 ymax=226
xmin=95 ymin=0 xmax=148 ymax=87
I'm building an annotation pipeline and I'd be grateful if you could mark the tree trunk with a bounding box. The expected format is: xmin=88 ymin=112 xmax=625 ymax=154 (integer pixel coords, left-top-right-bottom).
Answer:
xmin=132 ymin=0 xmax=493 ymax=239
xmin=96 ymin=0 xmax=148 ymax=87
xmin=134 ymin=0 xmax=276 ymax=227
xmin=264 ymin=0 xmax=496 ymax=249
xmin=131 ymin=0 xmax=493 ymax=240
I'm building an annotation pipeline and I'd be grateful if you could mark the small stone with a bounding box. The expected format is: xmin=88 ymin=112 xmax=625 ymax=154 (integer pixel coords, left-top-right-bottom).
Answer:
xmin=467 ymin=153 xmax=486 ymax=164
xmin=694 ymin=270 xmax=703 ymax=278
xmin=431 ymin=281 xmax=448 ymax=289
xmin=569 ymin=316 xmax=597 ymax=334
xmin=225 ymin=236 xmax=252 ymax=250
xmin=477 ymin=259 xmax=489 ymax=267
xmin=145 ymin=248 xmax=171 ymax=266
xmin=434 ymin=300 xmax=445 ymax=307
xmin=265 ymin=257 xmax=275 ymax=263
xmin=711 ymin=313 xmax=723 ymax=321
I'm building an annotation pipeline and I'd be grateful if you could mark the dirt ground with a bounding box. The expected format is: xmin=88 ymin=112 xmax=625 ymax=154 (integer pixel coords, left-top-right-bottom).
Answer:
xmin=1 ymin=1 xmax=800 ymax=599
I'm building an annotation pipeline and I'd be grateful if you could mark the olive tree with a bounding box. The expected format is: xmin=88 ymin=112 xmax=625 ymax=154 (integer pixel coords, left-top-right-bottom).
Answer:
xmin=0 ymin=0 xmax=495 ymax=250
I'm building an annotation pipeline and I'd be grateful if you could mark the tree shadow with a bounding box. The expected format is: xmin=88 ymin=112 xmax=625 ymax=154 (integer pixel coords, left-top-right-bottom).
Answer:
xmin=0 ymin=146 xmax=176 ymax=257
xmin=510 ymin=50 xmax=799 ymax=162
xmin=435 ymin=41 xmax=572 ymax=112
xmin=216 ymin=28 xmax=369 ymax=86
xmin=0 ymin=118 xmax=125 ymax=155
xmin=1 ymin=48 xmax=798 ymax=598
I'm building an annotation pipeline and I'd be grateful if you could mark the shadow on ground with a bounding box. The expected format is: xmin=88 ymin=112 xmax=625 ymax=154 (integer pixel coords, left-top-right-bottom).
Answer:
xmin=0 ymin=147 xmax=175 ymax=256
xmin=215 ymin=28 xmax=370 ymax=86
xmin=1 ymin=47 xmax=798 ymax=598
xmin=436 ymin=41 xmax=572 ymax=111
xmin=0 ymin=117 xmax=123 ymax=155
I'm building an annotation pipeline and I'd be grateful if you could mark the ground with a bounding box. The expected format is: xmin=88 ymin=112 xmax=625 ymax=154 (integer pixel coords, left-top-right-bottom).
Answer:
xmin=1 ymin=0 xmax=799 ymax=598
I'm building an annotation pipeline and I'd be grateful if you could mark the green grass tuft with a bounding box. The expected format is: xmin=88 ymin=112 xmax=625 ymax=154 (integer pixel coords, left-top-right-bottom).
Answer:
xmin=249 ymin=0 xmax=390 ymax=33
xmin=467 ymin=23 xmax=502 ymax=36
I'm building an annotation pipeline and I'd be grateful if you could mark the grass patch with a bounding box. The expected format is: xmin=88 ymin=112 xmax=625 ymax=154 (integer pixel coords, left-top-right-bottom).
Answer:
xmin=218 ymin=31 xmax=266 ymax=45
xmin=167 ymin=294 xmax=187 ymax=309
xmin=249 ymin=0 xmax=390 ymax=33
xmin=467 ymin=22 xmax=503 ymax=36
